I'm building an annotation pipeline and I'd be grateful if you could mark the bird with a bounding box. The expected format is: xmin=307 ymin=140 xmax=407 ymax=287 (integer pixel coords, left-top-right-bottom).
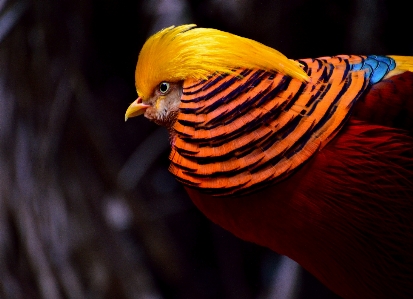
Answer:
xmin=124 ymin=24 xmax=413 ymax=299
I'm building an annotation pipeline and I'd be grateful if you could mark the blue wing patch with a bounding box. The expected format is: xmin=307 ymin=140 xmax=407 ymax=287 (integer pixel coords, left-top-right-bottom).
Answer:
xmin=351 ymin=55 xmax=396 ymax=84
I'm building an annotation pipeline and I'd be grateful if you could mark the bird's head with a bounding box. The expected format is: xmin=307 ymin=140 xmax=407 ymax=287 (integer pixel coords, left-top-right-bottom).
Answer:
xmin=125 ymin=24 xmax=309 ymax=128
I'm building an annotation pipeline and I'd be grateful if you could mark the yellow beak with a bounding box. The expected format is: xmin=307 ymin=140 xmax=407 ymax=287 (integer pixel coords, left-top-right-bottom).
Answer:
xmin=125 ymin=97 xmax=150 ymax=121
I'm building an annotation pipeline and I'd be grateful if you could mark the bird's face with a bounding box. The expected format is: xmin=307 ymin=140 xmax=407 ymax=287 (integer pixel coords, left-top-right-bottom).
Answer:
xmin=125 ymin=81 xmax=182 ymax=129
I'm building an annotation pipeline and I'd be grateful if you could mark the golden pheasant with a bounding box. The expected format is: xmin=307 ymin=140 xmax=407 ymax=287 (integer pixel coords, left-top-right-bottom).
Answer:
xmin=125 ymin=24 xmax=413 ymax=299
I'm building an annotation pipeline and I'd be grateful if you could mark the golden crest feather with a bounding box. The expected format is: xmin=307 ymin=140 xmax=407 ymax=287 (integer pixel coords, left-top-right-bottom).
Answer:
xmin=135 ymin=24 xmax=309 ymax=100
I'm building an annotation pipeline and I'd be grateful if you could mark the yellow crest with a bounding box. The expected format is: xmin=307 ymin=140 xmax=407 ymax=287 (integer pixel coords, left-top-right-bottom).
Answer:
xmin=135 ymin=24 xmax=309 ymax=100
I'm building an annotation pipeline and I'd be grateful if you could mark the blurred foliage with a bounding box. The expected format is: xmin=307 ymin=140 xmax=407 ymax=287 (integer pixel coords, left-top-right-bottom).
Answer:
xmin=0 ymin=0 xmax=411 ymax=298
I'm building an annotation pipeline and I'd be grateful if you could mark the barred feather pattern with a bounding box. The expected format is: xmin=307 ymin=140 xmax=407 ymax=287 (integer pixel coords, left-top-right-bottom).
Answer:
xmin=186 ymin=119 xmax=413 ymax=299
xmin=169 ymin=55 xmax=395 ymax=195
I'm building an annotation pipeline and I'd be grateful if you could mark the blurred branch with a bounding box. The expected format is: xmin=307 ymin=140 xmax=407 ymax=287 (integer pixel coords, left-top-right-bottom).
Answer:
xmin=0 ymin=1 xmax=167 ymax=298
xmin=0 ymin=0 xmax=28 ymax=44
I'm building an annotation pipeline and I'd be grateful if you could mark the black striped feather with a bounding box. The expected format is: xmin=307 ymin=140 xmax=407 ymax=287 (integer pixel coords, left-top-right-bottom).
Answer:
xmin=169 ymin=55 xmax=386 ymax=196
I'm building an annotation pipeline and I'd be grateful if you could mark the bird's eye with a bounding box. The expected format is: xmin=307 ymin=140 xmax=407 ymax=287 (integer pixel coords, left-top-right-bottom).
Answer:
xmin=159 ymin=82 xmax=170 ymax=94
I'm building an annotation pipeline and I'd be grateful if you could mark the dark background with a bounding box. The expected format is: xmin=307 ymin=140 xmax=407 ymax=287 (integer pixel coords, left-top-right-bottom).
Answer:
xmin=0 ymin=0 xmax=411 ymax=298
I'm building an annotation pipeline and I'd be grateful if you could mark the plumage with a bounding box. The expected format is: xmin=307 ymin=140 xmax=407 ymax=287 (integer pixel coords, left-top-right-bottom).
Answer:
xmin=125 ymin=25 xmax=413 ymax=299
xmin=134 ymin=24 xmax=308 ymax=101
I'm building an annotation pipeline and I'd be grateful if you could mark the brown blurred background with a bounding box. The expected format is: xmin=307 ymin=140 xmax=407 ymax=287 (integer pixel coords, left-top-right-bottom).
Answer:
xmin=0 ymin=0 xmax=411 ymax=298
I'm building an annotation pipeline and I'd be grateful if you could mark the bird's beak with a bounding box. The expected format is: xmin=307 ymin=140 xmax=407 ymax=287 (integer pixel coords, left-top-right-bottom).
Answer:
xmin=125 ymin=97 xmax=150 ymax=121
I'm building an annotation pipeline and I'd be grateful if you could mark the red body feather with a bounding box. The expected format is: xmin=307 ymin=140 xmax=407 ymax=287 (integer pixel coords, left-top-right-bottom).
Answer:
xmin=353 ymin=72 xmax=413 ymax=132
xmin=186 ymin=72 xmax=413 ymax=299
